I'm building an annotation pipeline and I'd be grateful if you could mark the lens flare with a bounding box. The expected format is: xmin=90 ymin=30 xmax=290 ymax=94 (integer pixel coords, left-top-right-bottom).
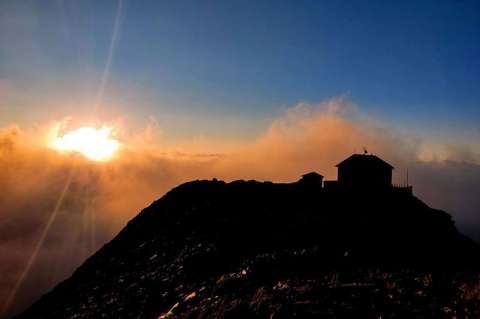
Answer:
xmin=52 ymin=127 xmax=120 ymax=161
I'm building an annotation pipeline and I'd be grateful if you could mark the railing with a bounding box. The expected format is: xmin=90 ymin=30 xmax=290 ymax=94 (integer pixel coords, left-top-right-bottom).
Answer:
xmin=392 ymin=184 xmax=413 ymax=195
xmin=392 ymin=183 xmax=411 ymax=188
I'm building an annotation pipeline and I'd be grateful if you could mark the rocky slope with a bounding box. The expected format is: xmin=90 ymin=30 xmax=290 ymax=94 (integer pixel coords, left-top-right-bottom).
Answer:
xmin=15 ymin=179 xmax=480 ymax=318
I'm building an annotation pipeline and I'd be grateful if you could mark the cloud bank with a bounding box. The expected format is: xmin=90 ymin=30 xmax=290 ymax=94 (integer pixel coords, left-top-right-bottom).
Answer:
xmin=1 ymin=98 xmax=479 ymax=317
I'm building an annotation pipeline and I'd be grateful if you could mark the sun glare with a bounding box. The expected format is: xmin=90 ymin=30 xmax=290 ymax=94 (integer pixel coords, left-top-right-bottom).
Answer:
xmin=52 ymin=127 xmax=120 ymax=161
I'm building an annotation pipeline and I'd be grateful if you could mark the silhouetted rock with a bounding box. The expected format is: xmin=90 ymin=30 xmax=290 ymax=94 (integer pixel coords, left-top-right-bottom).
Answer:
xmin=14 ymin=178 xmax=480 ymax=318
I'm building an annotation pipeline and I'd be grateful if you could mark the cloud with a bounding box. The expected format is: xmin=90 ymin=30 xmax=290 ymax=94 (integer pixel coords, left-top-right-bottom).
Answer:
xmin=0 ymin=98 xmax=479 ymax=317
xmin=411 ymin=161 xmax=480 ymax=226
xmin=213 ymin=98 xmax=420 ymax=182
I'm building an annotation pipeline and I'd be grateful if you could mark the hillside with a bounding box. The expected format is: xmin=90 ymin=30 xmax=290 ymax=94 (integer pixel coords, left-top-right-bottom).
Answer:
xmin=15 ymin=178 xmax=480 ymax=318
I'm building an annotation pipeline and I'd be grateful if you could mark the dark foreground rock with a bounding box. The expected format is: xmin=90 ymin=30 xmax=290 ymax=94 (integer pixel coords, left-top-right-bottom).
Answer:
xmin=15 ymin=179 xmax=480 ymax=318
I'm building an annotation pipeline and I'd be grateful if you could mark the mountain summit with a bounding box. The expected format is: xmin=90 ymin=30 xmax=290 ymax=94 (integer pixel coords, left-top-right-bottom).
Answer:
xmin=15 ymin=176 xmax=480 ymax=318
xmin=15 ymin=155 xmax=480 ymax=318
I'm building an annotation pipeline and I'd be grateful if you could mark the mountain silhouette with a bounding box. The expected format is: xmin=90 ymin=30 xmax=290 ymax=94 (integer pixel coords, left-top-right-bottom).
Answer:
xmin=14 ymin=175 xmax=480 ymax=318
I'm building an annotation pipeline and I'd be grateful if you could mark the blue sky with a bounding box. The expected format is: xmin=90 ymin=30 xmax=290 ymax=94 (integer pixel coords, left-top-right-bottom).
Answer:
xmin=0 ymin=0 xmax=479 ymax=140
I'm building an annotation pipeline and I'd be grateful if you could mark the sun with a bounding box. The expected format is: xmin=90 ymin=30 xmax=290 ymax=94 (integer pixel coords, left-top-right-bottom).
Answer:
xmin=51 ymin=126 xmax=120 ymax=161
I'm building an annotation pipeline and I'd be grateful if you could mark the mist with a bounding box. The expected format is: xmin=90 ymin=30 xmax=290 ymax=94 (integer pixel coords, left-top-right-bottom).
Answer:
xmin=1 ymin=98 xmax=479 ymax=317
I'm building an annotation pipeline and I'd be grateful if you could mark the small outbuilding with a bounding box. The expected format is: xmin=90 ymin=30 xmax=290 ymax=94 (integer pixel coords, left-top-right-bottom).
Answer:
xmin=299 ymin=172 xmax=324 ymax=187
